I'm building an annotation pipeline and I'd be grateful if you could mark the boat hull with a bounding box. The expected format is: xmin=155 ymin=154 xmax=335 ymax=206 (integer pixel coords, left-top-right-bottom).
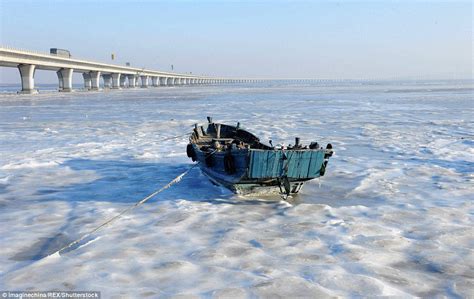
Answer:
xmin=199 ymin=165 xmax=308 ymax=195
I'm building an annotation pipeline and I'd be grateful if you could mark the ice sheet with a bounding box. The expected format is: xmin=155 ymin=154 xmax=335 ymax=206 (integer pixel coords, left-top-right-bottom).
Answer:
xmin=0 ymin=81 xmax=472 ymax=297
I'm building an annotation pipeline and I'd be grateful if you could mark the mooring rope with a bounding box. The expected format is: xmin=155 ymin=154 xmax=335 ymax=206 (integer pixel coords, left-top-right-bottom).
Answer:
xmin=42 ymin=148 xmax=218 ymax=260
xmin=44 ymin=163 xmax=200 ymax=260
xmin=161 ymin=132 xmax=190 ymax=141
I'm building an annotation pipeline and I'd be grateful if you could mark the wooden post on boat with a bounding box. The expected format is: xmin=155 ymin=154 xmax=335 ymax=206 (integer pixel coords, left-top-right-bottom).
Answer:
xmin=194 ymin=123 xmax=201 ymax=137
xmin=217 ymin=124 xmax=221 ymax=139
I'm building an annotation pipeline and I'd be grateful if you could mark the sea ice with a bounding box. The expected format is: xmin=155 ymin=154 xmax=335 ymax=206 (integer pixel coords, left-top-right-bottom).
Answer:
xmin=0 ymin=81 xmax=472 ymax=297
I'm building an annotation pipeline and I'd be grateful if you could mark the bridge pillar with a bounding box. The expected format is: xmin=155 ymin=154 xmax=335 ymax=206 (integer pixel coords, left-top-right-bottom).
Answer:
xmin=159 ymin=77 xmax=167 ymax=86
xmin=127 ymin=75 xmax=136 ymax=88
xmin=111 ymin=73 xmax=121 ymax=89
xmin=151 ymin=76 xmax=159 ymax=87
xmin=83 ymin=72 xmax=92 ymax=90
xmin=57 ymin=68 xmax=73 ymax=92
xmin=90 ymin=71 xmax=101 ymax=90
xmin=140 ymin=75 xmax=149 ymax=88
xmin=18 ymin=64 xmax=37 ymax=94
xmin=102 ymin=74 xmax=112 ymax=89
xmin=120 ymin=74 xmax=127 ymax=88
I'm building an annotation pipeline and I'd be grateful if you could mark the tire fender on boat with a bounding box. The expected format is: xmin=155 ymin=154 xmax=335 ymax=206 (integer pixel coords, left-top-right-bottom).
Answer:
xmin=205 ymin=154 xmax=214 ymax=167
xmin=186 ymin=144 xmax=197 ymax=162
xmin=224 ymin=153 xmax=236 ymax=174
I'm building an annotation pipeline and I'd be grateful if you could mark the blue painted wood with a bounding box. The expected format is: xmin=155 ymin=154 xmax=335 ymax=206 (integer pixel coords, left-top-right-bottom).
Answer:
xmin=286 ymin=151 xmax=296 ymax=178
xmin=289 ymin=151 xmax=301 ymax=178
xmin=248 ymin=149 xmax=325 ymax=179
xmin=298 ymin=151 xmax=311 ymax=178
xmin=273 ymin=151 xmax=284 ymax=177
xmin=266 ymin=151 xmax=278 ymax=177
xmin=307 ymin=151 xmax=324 ymax=177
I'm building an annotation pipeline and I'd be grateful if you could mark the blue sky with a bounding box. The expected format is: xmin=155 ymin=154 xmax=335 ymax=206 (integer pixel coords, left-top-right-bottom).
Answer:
xmin=0 ymin=0 xmax=472 ymax=82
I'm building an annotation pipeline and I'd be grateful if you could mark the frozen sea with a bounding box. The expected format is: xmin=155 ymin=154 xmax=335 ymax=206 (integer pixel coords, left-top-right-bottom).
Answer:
xmin=0 ymin=81 xmax=472 ymax=298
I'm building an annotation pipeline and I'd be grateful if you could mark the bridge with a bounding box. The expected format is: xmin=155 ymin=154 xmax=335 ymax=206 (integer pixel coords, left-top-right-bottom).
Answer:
xmin=0 ymin=46 xmax=253 ymax=94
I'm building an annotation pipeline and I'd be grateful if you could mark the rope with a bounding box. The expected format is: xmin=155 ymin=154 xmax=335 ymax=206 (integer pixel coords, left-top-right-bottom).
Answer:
xmin=161 ymin=132 xmax=190 ymax=141
xmin=43 ymin=162 xmax=199 ymax=259
xmin=43 ymin=148 xmax=218 ymax=260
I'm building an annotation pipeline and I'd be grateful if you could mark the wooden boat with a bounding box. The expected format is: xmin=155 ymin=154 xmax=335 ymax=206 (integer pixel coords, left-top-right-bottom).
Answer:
xmin=186 ymin=117 xmax=334 ymax=195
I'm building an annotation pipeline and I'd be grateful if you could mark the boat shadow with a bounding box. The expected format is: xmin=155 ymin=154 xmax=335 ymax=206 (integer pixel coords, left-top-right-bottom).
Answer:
xmin=34 ymin=158 xmax=236 ymax=204
xmin=34 ymin=158 xmax=372 ymax=207
xmin=36 ymin=158 xmax=286 ymax=205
